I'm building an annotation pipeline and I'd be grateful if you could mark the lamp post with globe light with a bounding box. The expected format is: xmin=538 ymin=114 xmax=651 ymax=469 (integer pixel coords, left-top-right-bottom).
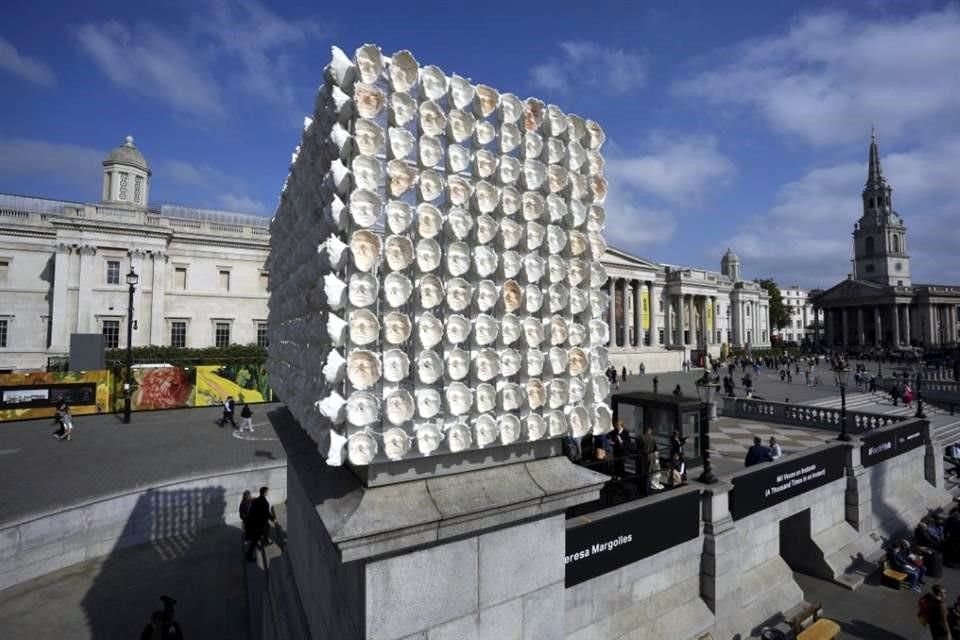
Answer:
xmin=834 ymin=363 xmax=851 ymax=441
xmin=123 ymin=268 xmax=139 ymax=424
xmin=695 ymin=371 xmax=719 ymax=484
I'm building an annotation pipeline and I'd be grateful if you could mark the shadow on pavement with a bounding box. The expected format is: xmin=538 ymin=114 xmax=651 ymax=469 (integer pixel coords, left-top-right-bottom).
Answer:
xmin=839 ymin=620 xmax=909 ymax=639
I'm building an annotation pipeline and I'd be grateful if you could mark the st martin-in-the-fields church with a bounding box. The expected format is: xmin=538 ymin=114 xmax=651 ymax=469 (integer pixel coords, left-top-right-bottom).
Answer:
xmin=811 ymin=131 xmax=960 ymax=349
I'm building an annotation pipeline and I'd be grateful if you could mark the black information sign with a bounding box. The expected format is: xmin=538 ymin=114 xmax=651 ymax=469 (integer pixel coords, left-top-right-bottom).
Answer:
xmin=565 ymin=489 xmax=701 ymax=588
xmin=0 ymin=383 xmax=97 ymax=409
xmin=860 ymin=420 xmax=926 ymax=467
xmin=729 ymin=446 xmax=846 ymax=520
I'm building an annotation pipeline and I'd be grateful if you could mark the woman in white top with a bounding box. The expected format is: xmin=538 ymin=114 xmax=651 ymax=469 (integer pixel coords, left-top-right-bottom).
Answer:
xmin=769 ymin=436 xmax=782 ymax=459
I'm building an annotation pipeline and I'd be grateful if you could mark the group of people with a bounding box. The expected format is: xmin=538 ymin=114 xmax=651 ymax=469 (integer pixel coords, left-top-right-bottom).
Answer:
xmin=574 ymin=421 xmax=688 ymax=493
xmin=217 ymin=396 xmax=256 ymax=432
xmin=744 ymin=436 xmax=783 ymax=467
xmin=238 ymin=486 xmax=278 ymax=562
xmin=604 ymin=365 xmax=629 ymax=390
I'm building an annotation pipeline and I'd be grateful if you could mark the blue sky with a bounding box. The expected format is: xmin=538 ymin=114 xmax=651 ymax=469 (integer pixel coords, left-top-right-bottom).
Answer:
xmin=1 ymin=0 xmax=958 ymax=289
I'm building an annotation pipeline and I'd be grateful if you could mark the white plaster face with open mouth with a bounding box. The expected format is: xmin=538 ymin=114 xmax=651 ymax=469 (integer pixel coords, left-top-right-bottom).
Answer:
xmin=346 ymin=391 xmax=379 ymax=427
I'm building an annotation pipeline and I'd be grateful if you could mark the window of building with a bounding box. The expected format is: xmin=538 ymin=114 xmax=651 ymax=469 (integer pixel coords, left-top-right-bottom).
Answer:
xmin=173 ymin=267 xmax=187 ymax=290
xmin=746 ymin=305 xmax=751 ymax=317
xmin=0 ymin=319 xmax=7 ymax=348
xmin=119 ymin=172 xmax=129 ymax=200
xmin=658 ymin=329 xmax=664 ymax=345
xmin=106 ymin=260 xmax=121 ymax=285
xmin=215 ymin=321 xmax=231 ymax=347
xmin=134 ymin=175 xmax=144 ymax=204
xmin=102 ymin=320 xmax=120 ymax=349
xmin=259 ymin=271 xmax=269 ymax=292
xmin=170 ymin=321 xmax=186 ymax=348
xmin=726 ymin=330 xmax=732 ymax=344
xmin=865 ymin=236 xmax=875 ymax=256
xmin=256 ymin=322 xmax=269 ymax=348
xmin=41 ymin=315 xmax=51 ymax=348
xmin=892 ymin=235 xmax=900 ymax=253
xmin=0 ymin=259 xmax=8 ymax=284
xmin=218 ymin=269 xmax=231 ymax=292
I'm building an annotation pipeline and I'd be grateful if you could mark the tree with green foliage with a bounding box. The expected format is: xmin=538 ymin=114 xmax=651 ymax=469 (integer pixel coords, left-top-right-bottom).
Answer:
xmin=755 ymin=278 xmax=790 ymax=330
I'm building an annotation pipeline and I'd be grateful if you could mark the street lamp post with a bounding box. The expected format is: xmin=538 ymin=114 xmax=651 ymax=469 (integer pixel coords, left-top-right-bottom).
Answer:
xmin=834 ymin=363 xmax=851 ymax=441
xmin=123 ymin=268 xmax=139 ymax=424
xmin=914 ymin=364 xmax=926 ymax=419
xmin=695 ymin=372 xmax=719 ymax=484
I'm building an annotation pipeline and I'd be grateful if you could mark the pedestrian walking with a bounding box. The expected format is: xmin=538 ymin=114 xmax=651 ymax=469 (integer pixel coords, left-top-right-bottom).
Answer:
xmin=218 ymin=396 xmax=237 ymax=428
xmin=240 ymin=402 xmax=254 ymax=432
xmin=652 ymin=375 xmax=659 ymax=394
xmin=239 ymin=490 xmax=253 ymax=525
xmin=918 ymin=584 xmax=950 ymax=639
xmin=621 ymin=366 xmax=627 ymax=385
xmin=56 ymin=406 xmax=74 ymax=441
xmin=52 ymin=398 xmax=68 ymax=439
xmin=639 ymin=362 xmax=646 ymax=377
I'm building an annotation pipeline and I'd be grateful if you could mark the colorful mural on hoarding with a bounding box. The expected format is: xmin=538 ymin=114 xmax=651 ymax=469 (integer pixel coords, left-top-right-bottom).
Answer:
xmin=0 ymin=370 xmax=111 ymax=421
xmin=0 ymin=364 xmax=272 ymax=421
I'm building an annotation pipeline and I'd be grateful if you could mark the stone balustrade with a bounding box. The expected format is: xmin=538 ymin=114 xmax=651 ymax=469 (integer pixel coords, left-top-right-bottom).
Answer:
xmin=722 ymin=397 xmax=908 ymax=434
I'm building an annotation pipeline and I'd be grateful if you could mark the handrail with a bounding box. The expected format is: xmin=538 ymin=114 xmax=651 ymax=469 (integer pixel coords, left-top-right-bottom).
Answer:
xmin=722 ymin=397 xmax=908 ymax=434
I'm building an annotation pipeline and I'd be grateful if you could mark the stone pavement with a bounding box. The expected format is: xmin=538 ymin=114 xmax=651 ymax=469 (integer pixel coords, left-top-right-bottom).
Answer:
xmin=0 ymin=403 xmax=286 ymax=527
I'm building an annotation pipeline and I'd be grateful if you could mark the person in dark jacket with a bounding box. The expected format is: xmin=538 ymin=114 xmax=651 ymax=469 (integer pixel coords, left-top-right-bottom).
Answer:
xmin=608 ymin=420 xmax=629 ymax=478
xmin=927 ymin=584 xmax=950 ymax=639
xmin=245 ymin=486 xmax=277 ymax=561
xmin=238 ymin=490 xmax=252 ymax=526
xmin=744 ymin=437 xmax=774 ymax=467
xmin=218 ymin=396 xmax=237 ymax=428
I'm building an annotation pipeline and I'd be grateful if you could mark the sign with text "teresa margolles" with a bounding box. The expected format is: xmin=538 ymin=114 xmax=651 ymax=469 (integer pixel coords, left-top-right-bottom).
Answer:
xmin=564 ymin=489 xmax=701 ymax=588
xmin=860 ymin=420 xmax=926 ymax=467
xmin=729 ymin=446 xmax=846 ymax=520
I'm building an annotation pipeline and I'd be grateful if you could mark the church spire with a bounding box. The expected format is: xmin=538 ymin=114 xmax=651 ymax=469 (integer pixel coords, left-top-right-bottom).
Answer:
xmin=865 ymin=126 xmax=885 ymax=190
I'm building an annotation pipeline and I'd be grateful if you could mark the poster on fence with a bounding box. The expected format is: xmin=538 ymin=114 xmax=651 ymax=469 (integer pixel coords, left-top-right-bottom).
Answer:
xmin=0 ymin=370 xmax=111 ymax=421
xmin=110 ymin=364 xmax=273 ymax=412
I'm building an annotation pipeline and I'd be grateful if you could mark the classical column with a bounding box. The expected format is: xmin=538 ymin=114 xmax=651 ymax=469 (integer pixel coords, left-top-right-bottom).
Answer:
xmin=150 ymin=251 xmax=168 ymax=345
xmin=620 ymin=279 xmax=629 ymax=347
xmin=856 ymin=307 xmax=865 ymax=346
xmin=738 ymin=300 xmax=745 ymax=346
xmin=632 ymin=281 xmax=642 ymax=347
xmin=824 ymin=309 xmax=834 ymax=346
xmin=647 ymin=282 xmax=657 ymax=346
xmin=608 ymin=279 xmax=617 ymax=348
xmin=685 ymin=294 xmax=694 ymax=346
xmin=841 ymin=308 xmax=849 ymax=347
xmin=903 ymin=304 xmax=912 ymax=346
xmin=710 ymin=296 xmax=718 ymax=345
xmin=892 ymin=305 xmax=901 ymax=346
xmin=76 ymin=245 xmax=96 ymax=334
xmin=624 ymin=280 xmax=634 ymax=347
xmin=50 ymin=243 xmax=73 ymax=352
xmin=874 ymin=306 xmax=882 ymax=346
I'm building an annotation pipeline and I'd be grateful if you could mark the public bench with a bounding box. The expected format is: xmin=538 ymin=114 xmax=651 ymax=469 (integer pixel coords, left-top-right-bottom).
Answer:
xmin=881 ymin=559 xmax=909 ymax=589
xmin=784 ymin=600 xmax=821 ymax=635
xmin=796 ymin=618 xmax=841 ymax=640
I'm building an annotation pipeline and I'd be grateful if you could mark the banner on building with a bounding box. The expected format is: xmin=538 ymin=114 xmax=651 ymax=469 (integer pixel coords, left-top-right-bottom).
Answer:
xmin=860 ymin=419 xmax=926 ymax=467
xmin=706 ymin=299 xmax=713 ymax=332
xmin=0 ymin=370 xmax=111 ymax=421
xmin=641 ymin=289 xmax=650 ymax=330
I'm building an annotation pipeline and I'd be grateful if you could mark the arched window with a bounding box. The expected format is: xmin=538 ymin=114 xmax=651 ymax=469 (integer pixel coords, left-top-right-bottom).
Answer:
xmin=892 ymin=235 xmax=900 ymax=253
xmin=865 ymin=236 xmax=875 ymax=256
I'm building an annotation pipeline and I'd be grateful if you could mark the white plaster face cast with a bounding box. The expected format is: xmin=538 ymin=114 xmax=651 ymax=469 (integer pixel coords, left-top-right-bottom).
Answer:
xmin=501 ymin=250 xmax=521 ymax=278
xmin=567 ymin=141 xmax=586 ymax=171
xmin=447 ymin=210 xmax=472 ymax=241
xmin=566 ymin=114 xmax=586 ymax=142
xmin=475 ymin=121 xmax=496 ymax=145
xmin=354 ymin=120 xmax=385 ymax=156
xmin=475 ymin=84 xmax=499 ymax=118
xmin=548 ymin=379 xmax=569 ymax=409
xmin=476 ymin=214 xmax=497 ymax=245
xmin=418 ymin=274 xmax=443 ymax=309
xmin=384 ymin=388 xmax=414 ymax=426
xmin=526 ymin=379 xmax=545 ymax=410
xmin=501 ymin=186 xmax=520 ymax=216
xmin=523 ymin=159 xmax=546 ymax=190
xmin=355 ymin=44 xmax=383 ymax=83
xmin=387 ymin=159 xmax=417 ymax=197
xmin=568 ymin=347 xmax=588 ymax=376
xmin=502 ymin=279 xmax=523 ymax=313
xmin=416 ymin=204 xmax=442 ymax=239
xmin=500 ymin=218 xmax=522 ymax=250
xmin=527 ymin=348 xmax=545 ymax=376
xmin=475 ymin=349 xmax=499 ymax=382
xmin=593 ymin=404 xmax=613 ymax=437
xmin=352 ymin=156 xmax=383 ymax=192
xmin=419 ymin=135 xmax=443 ymax=168
xmin=347 ymin=430 xmax=378 ymax=465
xmin=475 ymin=414 xmax=499 ymax=448
xmin=526 ymin=222 xmax=545 ymax=251
xmin=526 ymin=414 xmax=546 ymax=441
xmin=446 ymin=241 xmax=471 ymax=276
xmin=548 ymin=284 xmax=569 ymax=313
xmin=347 ymin=350 xmax=381 ymax=389
xmin=390 ymin=92 xmax=417 ymax=126
xmin=448 ymin=109 xmax=475 ymax=143
xmin=568 ymin=405 xmax=590 ymax=438
xmin=590 ymin=260 xmax=607 ymax=288
xmin=499 ymin=415 xmax=521 ymax=445
xmin=500 ymin=348 xmax=521 ymax=377
xmin=546 ymin=410 xmax=567 ymax=437
xmin=523 ymin=317 xmax=544 ymax=348
xmin=550 ymin=316 xmax=568 ymax=346
xmin=383 ymin=427 xmax=412 ymax=460
xmin=548 ymin=165 xmax=569 ymax=194
xmin=501 ymin=313 xmax=521 ymax=345
xmin=385 ymin=235 xmax=414 ymax=271
xmin=588 ymin=205 xmax=606 ymax=232
xmin=586 ymin=119 xmax=606 ymax=150
xmin=549 ymin=347 xmax=569 ymax=376
xmin=419 ymin=169 xmax=443 ymax=202
xmin=349 ymin=309 xmax=380 ymax=346
xmin=354 ymin=82 xmax=386 ymax=119
xmin=568 ymin=259 xmax=588 ymax=287
xmin=386 ymin=201 xmax=412 ymax=234
xmin=414 ymin=421 xmax=444 ymax=455
xmin=446 ymin=314 xmax=470 ymax=345
xmin=348 ymin=273 xmax=378 ymax=307
xmin=474 ymin=181 xmax=499 ymax=213
xmin=389 ymin=49 xmax=418 ymax=92
xmin=419 ymin=100 xmax=446 ymax=136
xmin=384 ymin=272 xmax=413 ymax=307
xmin=500 ymin=123 xmax=521 ymax=154
xmin=568 ymin=377 xmax=585 ymax=403
xmin=418 ymin=312 xmax=443 ymax=349
xmin=523 ymin=98 xmax=545 ymax=132
xmin=523 ymin=253 xmax=545 ymax=282
xmin=590 ymin=290 xmax=609 ymax=318
xmin=323 ymin=348 xmax=346 ymax=383
xmin=499 ymin=156 xmax=520 ymax=185
xmin=568 ymin=322 xmax=586 ymax=346
xmin=546 ymin=194 xmax=567 ymax=223
xmin=587 ymin=150 xmax=604 ymax=175
xmin=548 ymin=254 xmax=567 ymax=283
xmin=448 ymin=176 xmax=472 ymax=207
xmin=417 ymin=350 xmax=442 ymax=384
xmin=446 ymin=348 xmax=470 ymax=381
xmin=476 ymin=383 xmax=496 ymax=413
xmin=475 ymin=315 xmax=499 ymax=345
xmin=446 ymin=420 xmax=472 ymax=452
xmin=590 ymin=319 xmax=610 ymax=345
xmin=474 ymin=150 xmax=497 ymax=179
xmin=500 ymin=384 xmax=524 ymax=412
xmin=389 ymin=127 xmax=415 ymax=160
xmin=547 ymin=138 xmax=566 ymax=165
xmin=525 ymin=284 xmax=543 ymax=313
xmin=449 ymin=75 xmax=475 ymax=110
xmin=415 ymin=239 xmax=441 ymax=272
xmin=589 ymin=233 xmax=608 ymax=259
xmin=384 ymin=312 xmax=412 ymax=345
xmin=446 ymin=277 xmax=471 ymax=312
xmin=524 ymin=132 xmax=544 ymax=161
xmin=474 ymin=246 xmax=498 ymax=278
xmin=476 ymin=280 xmax=498 ymax=312
xmin=445 ymin=382 xmax=472 ymax=416
xmin=316 ymin=391 xmax=346 ymax=424
xmin=415 ymin=389 xmax=441 ymax=419
xmin=448 ymin=145 xmax=470 ymax=173
xmin=568 ymin=230 xmax=588 ymax=257
xmin=421 ymin=65 xmax=448 ymax=100
xmin=382 ymin=349 xmax=410 ymax=382
xmin=569 ymin=200 xmax=587 ymax=227
xmin=590 ymin=346 xmax=609 ymax=374
xmin=500 ymin=93 xmax=522 ymax=124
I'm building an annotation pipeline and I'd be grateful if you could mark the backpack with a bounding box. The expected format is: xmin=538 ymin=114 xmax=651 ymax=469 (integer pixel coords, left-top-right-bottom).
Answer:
xmin=918 ymin=593 xmax=934 ymax=626
xmin=241 ymin=405 xmax=253 ymax=418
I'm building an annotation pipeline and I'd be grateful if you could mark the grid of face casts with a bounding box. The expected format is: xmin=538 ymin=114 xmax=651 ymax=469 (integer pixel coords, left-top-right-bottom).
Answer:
xmin=268 ymin=44 xmax=610 ymax=467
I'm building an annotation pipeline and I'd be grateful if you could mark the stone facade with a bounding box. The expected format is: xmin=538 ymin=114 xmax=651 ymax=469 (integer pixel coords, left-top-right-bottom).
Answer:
xmin=774 ymin=286 xmax=822 ymax=344
xmin=0 ymin=137 xmax=270 ymax=371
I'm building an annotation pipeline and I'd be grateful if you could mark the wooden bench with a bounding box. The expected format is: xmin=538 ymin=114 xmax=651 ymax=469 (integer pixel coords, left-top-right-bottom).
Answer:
xmin=796 ymin=617 xmax=841 ymax=640
xmin=785 ymin=601 xmax=822 ymax=635
xmin=881 ymin=559 xmax=909 ymax=589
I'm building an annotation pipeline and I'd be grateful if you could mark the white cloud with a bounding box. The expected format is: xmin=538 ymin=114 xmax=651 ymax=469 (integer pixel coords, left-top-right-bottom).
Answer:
xmin=218 ymin=192 xmax=267 ymax=214
xmin=530 ymin=41 xmax=647 ymax=94
xmin=0 ymin=138 xmax=103 ymax=188
xmin=0 ymin=37 xmax=56 ymax=86
xmin=160 ymin=159 xmax=266 ymax=214
xmin=74 ymin=2 xmax=320 ymax=117
xmin=723 ymin=136 xmax=960 ymax=288
xmin=606 ymin=135 xmax=736 ymax=205
xmin=675 ymin=8 xmax=960 ymax=146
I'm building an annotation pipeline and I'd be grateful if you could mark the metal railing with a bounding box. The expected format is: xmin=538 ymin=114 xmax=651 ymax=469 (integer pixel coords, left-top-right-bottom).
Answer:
xmin=722 ymin=397 xmax=908 ymax=434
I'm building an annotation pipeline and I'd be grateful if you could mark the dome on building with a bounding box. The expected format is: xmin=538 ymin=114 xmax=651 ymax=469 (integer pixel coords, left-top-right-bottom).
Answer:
xmin=722 ymin=248 xmax=739 ymax=263
xmin=103 ymin=136 xmax=150 ymax=174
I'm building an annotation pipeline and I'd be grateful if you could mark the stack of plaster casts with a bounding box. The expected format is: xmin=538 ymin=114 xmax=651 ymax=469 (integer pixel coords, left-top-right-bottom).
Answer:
xmin=267 ymin=43 xmax=612 ymax=468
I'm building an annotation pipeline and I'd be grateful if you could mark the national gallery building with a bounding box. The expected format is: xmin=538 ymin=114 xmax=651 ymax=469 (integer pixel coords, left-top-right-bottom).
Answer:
xmin=0 ymin=135 xmax=769 ymax=373
xmin=811 ymin=133 xmax=960 ymax=350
